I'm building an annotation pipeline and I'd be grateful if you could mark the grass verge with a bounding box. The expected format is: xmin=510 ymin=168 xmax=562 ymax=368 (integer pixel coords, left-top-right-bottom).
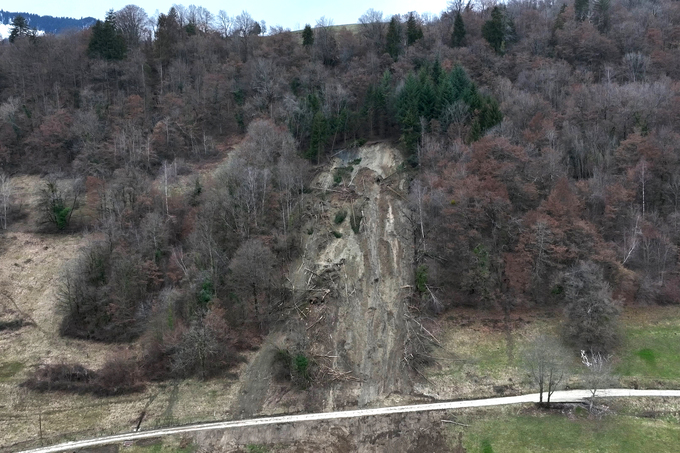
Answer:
xmin=447 ymin=406 xmax=680 ymax=453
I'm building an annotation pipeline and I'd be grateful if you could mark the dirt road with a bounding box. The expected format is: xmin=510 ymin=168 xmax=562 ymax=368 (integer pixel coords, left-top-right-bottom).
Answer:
xmin=17 ymin=389 xmax=680 ymax=453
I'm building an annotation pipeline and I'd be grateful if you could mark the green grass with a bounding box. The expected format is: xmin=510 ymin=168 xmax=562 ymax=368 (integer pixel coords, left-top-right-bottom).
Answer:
xmin=459 ymin=413 xmax=680 ymax=452
xmin=0 ymin=361 xmax=24 ymax=381
xmin=616 ymin=325 xmax=680 ymax=382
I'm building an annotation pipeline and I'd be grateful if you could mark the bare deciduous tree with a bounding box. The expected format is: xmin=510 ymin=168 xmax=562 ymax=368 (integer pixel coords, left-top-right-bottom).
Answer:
xmin=523 ymin=335 xmax=570 ymax=407
xmin=216 ymin=10 xmax=233 ymax=38
xmin=314 ymin=17 xmax=338 ymax=66
xmin=358 ymin=9 xmax=385 ymax=52
xmin=0 ymin=172 xmax=12 ymax=230
xmin=229 ymin=239 xmax=275 ymax=324
xmin=116 ymin=4 xmax=151 ymax=47
xmin=581 ymin=349 xmax=613 ymax=412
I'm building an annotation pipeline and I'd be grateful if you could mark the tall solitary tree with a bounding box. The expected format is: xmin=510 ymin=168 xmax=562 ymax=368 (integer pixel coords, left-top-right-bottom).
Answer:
xmin=451 ymin=12 xmax=466 ymax=47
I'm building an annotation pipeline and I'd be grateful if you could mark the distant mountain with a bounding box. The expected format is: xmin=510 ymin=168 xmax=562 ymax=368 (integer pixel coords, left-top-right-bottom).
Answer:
xmin=0 ymin=10 xmax=96 ymax=37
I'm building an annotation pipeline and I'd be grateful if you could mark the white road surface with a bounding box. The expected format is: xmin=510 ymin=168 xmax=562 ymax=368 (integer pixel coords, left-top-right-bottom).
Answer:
xmin=16 ymin=389 xmax=680 ymax=453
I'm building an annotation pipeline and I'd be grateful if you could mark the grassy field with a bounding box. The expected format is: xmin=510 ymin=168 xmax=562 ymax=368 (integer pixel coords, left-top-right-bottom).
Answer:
xmin=452 ymin=409 xmax=680 ymax=453
xmin=425 ymin=306 xmax=680 ymax=400
xmin=616 ymin=307 xmax=680 ymax=388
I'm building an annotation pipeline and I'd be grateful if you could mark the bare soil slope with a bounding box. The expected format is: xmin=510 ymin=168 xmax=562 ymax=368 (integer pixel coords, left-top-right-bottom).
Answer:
xmin=236 ymin=143 xmax=414 ymax=415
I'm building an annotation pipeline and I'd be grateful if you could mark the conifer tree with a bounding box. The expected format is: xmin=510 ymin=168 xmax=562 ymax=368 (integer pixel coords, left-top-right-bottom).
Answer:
xmin=302 ymin=24 xmax=314 ymax=47
xmin=482 ymin=7 xmax=506 ymax=54
xmin=451 ymin=12 xmax=466 ymax=47
xmin=385 ymin=16 xmax=402 ymax=60
xmin=406 ymin=12 xmax=423 ymax=46
xmin=9 ymin=15 xmax=35 ymax=43
xmin=88 ymin=10 xmax=127 ymax=60
xmin=592 ymin=0 xmax=610 ymax=33
xmin=549 ymin=4 xmax=568 ymax=48
xmin=575 ymin=0 xmax=589 ymax=22
xmin=397 ymin=73 xmax=422 ymax=152
xmin=307 ymin=111 xmax=328 ymax=162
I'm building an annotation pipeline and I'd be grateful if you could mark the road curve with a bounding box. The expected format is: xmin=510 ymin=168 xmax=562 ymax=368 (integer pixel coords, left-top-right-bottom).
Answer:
xmin=17 ymin=389 xmax=680 ymax=453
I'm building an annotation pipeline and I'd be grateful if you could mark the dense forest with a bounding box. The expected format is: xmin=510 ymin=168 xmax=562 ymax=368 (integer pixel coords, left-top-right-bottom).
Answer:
xmin=1 ymin=0 xmax=679 ymax=391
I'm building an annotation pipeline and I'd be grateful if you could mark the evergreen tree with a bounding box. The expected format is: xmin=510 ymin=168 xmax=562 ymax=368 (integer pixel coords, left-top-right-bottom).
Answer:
xmin=592 ymin=0 xmax=610 ymax=33
xmin=549 ymin=4 xmax=568 ymax=48
xmin=417 ymin=69 xmax=437 ymax=120
xmin=88 ymin=10 xmax=127 ymax=60
xmin=575 ymin=0 xmax=589 ymax=22
xmin=302 ymin=24 xmax=314 ymax=47
xmin=451 ymin=12 xmax=466 ymax=47
xmin=450 ymin=65 xmax=471 ymax=96
xmin=431 ymin=60 xmax=445 ymax=87
xmin=478 ymin=98 xmax=503 ymax=131
xmin=406 ymin=12 xmax=423 ymax=46
xmin=155 ymin=8 xmax=181 ymax=63
xmin=9 ymin=15 xmax=35 ymax=43
xmin=307 ymin=111 xmax=328 ymax=162
xmin=482 ymin=7 xmax=506 ymax=54
xmin=385 ymin=16 xmax=402 ymax=60
xmin=397 ymin=73 xmax=422 ymax=152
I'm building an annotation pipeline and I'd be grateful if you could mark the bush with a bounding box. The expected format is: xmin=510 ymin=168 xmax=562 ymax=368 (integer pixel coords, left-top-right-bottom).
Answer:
xmin=415 ymin=265 xmax=428 ymax=293
xmin=22 ymin=357 xmax=145 ymax=397
xmin=272 ymin=349 xmax=313 ymax=388
xmin=334 ymin=210 xmax=347 ymax=224
xmin=350 ymin=211 xmax=362 ymax=234
xmin=273 ymin=348 xmax=293 ymax=382
xmin=331 ymin=230 xmax=342 ymax=238
xmin=93 ymin=354 xmax=145 ymax=396
xmin=22 ymin=363 xmax=95 ymax=394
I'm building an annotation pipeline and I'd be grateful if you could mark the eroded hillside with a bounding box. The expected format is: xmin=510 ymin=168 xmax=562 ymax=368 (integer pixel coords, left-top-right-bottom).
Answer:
xmin=234 ymin=143 xmax=415 ymax=416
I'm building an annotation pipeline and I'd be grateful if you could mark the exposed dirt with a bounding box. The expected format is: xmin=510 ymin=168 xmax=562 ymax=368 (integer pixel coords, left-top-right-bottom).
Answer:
xmin=234 ymin=144 xmax=415 ymax=415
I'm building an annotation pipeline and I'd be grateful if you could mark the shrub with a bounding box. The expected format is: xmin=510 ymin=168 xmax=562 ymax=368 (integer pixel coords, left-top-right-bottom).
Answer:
xmin=93 ymin=354 xmax=145 ymax=396
xmin=350 ymin=211 xmax=362 ymax=234
xmin=415 ymin=265 xmax=428 ymax=293
xmin=22 ymin=363 xmax=95 ymax=394
xmin=294 ymin=354 xmax=310 ymax=380
xmin=273 ymin=348 xmax=293 ymax=382
xmin=334 ymin=210 xmax=347 ymax=224
xmin=331 ymin=230 xmax=342 ymax=238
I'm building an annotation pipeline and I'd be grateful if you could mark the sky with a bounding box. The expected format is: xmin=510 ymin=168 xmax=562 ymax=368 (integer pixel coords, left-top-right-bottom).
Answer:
xmin=2 ymin=0 xmax=448 ymax=31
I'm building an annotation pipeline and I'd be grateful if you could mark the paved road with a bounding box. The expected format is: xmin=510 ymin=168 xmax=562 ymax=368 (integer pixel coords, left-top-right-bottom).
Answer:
xmin=17 ymin=389 xmax=680 ymax=453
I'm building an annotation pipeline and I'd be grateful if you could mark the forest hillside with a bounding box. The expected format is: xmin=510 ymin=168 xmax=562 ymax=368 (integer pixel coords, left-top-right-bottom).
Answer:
xmin=2 ymin=0 xmax=680 ymax=451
